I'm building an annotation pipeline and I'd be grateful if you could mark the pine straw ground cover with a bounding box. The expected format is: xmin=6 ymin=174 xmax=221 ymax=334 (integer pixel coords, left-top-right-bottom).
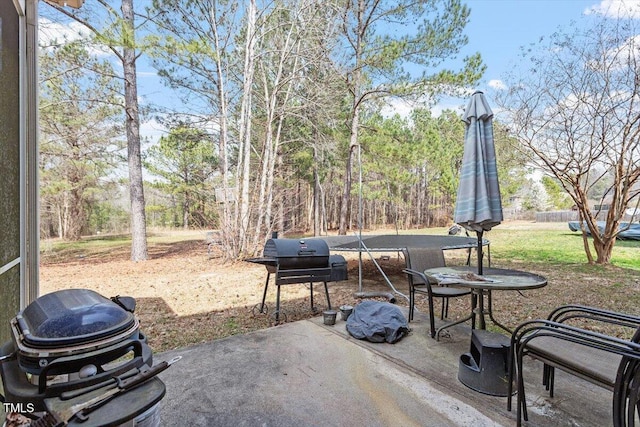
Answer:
xmin=39 ymin=224 xmax=640 ymax=353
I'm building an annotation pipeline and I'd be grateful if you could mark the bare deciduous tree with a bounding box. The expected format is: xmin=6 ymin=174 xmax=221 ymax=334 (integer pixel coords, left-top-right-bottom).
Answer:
xmin=497 ymin=16 xmax=640 ymax=264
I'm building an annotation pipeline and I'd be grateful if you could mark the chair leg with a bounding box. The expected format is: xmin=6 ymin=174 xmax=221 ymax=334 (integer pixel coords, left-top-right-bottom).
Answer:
xmin=516 ymin=364 xmax=523 ymax=426
xmin=440 ymin=297 xmax=446 ymax=320
xmin=614 ymin=358 xmax=640 ymax=427
xmin=626 ymin=378 xmax=639 ymax=427
xmin=543 ymin=364 xmax=549 ymax=389
xmin=428 ymin=296 xmax=436 ymax=339
xmin=516 ymin=347 xmax=529 ymax=425
xmin=507 ymin=342 xmax=515 ymax=412
xmin=409 ymin=289 xmax=415 ymax=322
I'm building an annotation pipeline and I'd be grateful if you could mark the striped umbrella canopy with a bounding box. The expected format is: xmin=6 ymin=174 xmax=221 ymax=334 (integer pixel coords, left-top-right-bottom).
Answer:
xmin=454 ymin=91 xmax=503 ymax=274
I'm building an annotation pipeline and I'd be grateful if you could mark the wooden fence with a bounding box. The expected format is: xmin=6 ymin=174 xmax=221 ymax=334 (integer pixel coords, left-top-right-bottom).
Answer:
xmin=535 ymin=210 xmax=610 ymax=222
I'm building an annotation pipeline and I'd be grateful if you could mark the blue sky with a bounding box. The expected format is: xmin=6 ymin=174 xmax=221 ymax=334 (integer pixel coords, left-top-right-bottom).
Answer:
xmin=134 ymin=1 xmax=624 ymax=111
xmin=383 ymin=0 xmax=640 ymax=116
xmin=462 ymin=0 xmax=598 ymax=90
xmin=39 ymin=0 xmax=640 ymax=137
xmin=139 ymin=1 xmax=614 ymax=111
xmin=420 ymin=0 xmax=640 ymax=115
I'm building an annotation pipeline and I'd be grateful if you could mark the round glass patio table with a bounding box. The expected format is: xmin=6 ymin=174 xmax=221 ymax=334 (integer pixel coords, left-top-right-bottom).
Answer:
xmin=424 ymin=266 xmax=547 ymax=333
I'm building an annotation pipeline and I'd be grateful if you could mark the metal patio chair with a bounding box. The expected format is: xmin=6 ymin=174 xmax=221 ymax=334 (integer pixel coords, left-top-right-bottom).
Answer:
xmin=508 ymin=305 xmax=640 ymax=426
xmin=402 ymin=247 xmax=471 ymax=340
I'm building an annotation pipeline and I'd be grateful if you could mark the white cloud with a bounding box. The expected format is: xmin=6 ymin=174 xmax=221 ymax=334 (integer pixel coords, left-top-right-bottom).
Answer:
xmin=584 ymin=0 xmax=640 ymax=19
xmin=39 ymin=17 xmax=112 ymax=57
xmin=39 ymin=17 xmax=89 ymax=47
xmin=608 ymin=34 xmax=640 ymax=69
xmin=140 ymin=118 xmax=168 ymax=146
xmin=431 ymin=97 xmax=466 ymax=117
xmin=488 ymin=79 xmax=506 ymax=91
xmin=380 ymin=98 xmax=414 ymax=119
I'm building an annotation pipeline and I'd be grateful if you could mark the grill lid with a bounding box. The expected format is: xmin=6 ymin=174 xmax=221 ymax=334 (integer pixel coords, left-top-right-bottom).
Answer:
xmin=263 ymin=238 xmax=329 ymax=259
xmin=262 ymin=238 xmax=330 ymax=270
xmin=14 ymin=289 xmax=136 ymax=348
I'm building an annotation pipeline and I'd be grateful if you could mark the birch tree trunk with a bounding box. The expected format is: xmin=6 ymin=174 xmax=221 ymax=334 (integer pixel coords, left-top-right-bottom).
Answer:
xmin=237 ymin=0 xmax=257 ymax=256
xmin=210 ymin=3 xmax=235 ymax=260
xmin=338 ymin=0 xmax=364 ymax=236
xmin=251 ymin=18 xmax=300 ymax=251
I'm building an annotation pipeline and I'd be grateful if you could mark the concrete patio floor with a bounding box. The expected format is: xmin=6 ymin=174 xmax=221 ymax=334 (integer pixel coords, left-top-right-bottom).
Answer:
xmin=157 ymin=307 xmax=614 ymax=426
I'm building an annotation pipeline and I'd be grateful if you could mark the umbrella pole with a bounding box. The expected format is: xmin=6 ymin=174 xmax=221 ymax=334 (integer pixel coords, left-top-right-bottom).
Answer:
xmin=476 ymin=230 xmax=486 ymax=330
xmin=477 ymin=230 xmax=484 ymax=275
xmin=357 ymin=142 xmax=363 ymax=292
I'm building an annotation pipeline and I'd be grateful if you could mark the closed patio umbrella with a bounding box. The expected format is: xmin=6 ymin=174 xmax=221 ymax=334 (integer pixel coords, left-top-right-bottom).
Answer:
xmin=454 ymin=91 xmax=503 ymax=276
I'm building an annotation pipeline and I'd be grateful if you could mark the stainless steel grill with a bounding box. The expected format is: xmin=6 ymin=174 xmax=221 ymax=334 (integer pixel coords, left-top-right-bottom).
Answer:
xmin=0 ymin=289 xmax=167 ymax=426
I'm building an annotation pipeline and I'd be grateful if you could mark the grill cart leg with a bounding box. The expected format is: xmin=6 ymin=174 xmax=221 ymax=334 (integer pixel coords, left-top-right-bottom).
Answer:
xmin=309 ymin=281 xmax=331 ymax=312
xmin=275 ymin=284 xmax=282 ymax=323
xmin=324 ymin=281 xmax=332 ymax=310
xmin=270 ymin=286 xmax=288 ymax=325
xmin=253 ymin=273 xmax=271 ymax=317
xmin=259 ymin=273 xmax=270 ymax=313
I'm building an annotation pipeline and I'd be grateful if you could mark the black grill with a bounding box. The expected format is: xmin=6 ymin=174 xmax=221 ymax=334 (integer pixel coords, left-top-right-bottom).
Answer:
xmin=246 ymin=237 xmax=347 ymax=323
xmin=263 ymin=238 xmax=330 ymax=270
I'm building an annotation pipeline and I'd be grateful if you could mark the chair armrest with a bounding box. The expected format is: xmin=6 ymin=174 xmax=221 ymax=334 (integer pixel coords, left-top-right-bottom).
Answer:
xmin=511 ymin=319 xmax=640 ymax=361
xmin=402 ymin=268 xmax=427 ymax=279
xmin=547 ymin=304 xmax=640 ymax=329
xmin=402 ymin=268 xmax=430 ymax=287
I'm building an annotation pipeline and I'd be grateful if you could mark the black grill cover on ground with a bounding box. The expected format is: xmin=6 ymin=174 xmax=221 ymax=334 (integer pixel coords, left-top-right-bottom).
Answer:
xmin=346 ymin=300 xmax=409 ymax=344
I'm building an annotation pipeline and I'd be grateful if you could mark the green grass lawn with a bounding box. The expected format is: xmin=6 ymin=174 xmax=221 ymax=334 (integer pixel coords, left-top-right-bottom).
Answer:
xmin=491 ymin=228 xmax=640 ymax=270
xmin=413 ymin=222 xmax=640 ymax=271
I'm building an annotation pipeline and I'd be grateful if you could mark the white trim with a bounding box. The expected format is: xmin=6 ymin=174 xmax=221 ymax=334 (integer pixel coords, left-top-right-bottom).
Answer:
xmin=0 ymin=258 xmax=21 ymax=276
xmin=12 ymin=0 xmax=25 ymax=16
xmin=20 ymin=0 xmax=27 ymax=309
xmin=21 ymin=0 xmax=40 ymax=307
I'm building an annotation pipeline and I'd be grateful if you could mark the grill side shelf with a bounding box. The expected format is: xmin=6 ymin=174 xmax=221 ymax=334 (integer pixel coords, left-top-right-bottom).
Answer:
xmin=244 ymin=257 xmax=277 ymax=266
xmin=274 ymin=268 xmax=332 ymax=285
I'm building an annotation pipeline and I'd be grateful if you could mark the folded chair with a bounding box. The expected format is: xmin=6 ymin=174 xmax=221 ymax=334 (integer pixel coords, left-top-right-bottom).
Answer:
xmin=402 ymin=247 xmax=471 ymax=340
xmin=508 ymin=305 xmax=640 ymax=426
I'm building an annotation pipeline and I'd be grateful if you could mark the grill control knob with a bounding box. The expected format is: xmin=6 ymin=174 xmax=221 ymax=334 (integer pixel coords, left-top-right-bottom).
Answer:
xmin=79 ymin=364 xmax=98 ymax=378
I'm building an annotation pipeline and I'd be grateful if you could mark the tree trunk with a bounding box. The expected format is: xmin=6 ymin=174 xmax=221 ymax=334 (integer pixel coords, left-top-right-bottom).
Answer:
xmin=338 ymin=0 xmax=366 ymax=236
xmin=183 ymin=195 xmax=189 ymax=230
xmin=66 ymin=186 xmax=85 ymax=240
xmin=237 ymin=0 xmax=256 ymax=256
xmin=339 ymin=114 xmax=359 ymax=235
xmin=122 ymin=0 xmax=148 ymax=261
xmin=210 ymin=1 xmax=234 ymax=260
xmin=313 ymin=145 xmax=321 ymax=236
